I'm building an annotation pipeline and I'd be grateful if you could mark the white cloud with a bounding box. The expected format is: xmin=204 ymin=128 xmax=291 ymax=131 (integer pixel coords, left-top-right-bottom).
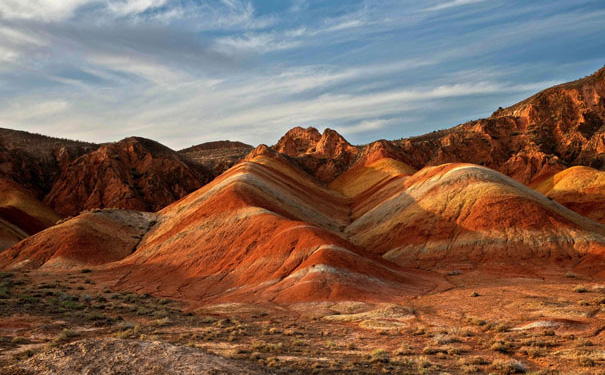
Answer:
xmin=338 ymin=118 xmax=400 ymax=134
xmin=89 ymin=53 xmax=187 ymax=85
xmin=214 ymin=33 xmax=301 ymax=54
xmin=0 ymin=0 xmax=93 ymax=21
xmin=107 ymin=0 xmax=168 ymax=17
xmin=0 ymin=99 xmax=69 ymax=122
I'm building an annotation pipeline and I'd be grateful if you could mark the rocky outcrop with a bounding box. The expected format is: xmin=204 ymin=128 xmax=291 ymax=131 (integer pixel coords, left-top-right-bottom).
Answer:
xmin=273 ymin=127 xmax=360 ymax=182
xmin=0 ymin=128 xmax=97 ymax=198
xmin=44 ymin=137 xmax=211 ymax=216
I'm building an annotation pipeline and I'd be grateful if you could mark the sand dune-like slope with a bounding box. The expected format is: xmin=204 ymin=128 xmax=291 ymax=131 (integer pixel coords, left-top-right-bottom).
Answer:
xmin=112 ymin=148 xmax=439 ymax=303
xmin=0 ymin=179 xmax=60 ymax=250
xmin=0 ymin=209 xmax=155 ymax=270
xmin=533 ymin=166 xmax=605 ymax=225
xmin=346 ymin=162 xmax=605 ymax=270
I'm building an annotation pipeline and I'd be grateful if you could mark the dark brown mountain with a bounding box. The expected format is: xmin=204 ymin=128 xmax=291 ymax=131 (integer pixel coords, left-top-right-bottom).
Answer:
xmin=0 ymin=128 xmax=98 ymax=198
xmin=179 ymin=140 xmax=253 ymax=176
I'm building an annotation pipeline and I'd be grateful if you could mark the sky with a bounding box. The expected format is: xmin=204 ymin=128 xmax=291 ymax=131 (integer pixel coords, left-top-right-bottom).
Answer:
xmin=0 ymin=0 xmax=604 ymax=149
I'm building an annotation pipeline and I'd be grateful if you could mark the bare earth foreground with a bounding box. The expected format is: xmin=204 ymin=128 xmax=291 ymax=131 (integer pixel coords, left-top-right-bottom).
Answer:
xmin=1 ymin=269 xmax=604 ymax=375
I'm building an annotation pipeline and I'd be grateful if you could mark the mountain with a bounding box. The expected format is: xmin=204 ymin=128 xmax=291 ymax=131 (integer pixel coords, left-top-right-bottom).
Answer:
xmin=179 ymin=140 xmax=253 ymax=177
xmin=4 ymin=146 xmax=603 ymax=303
xmin=0 ymin=209 xmax=154 ymax=269
xmin=2 ymin=68 xmax=605 ymax=301
xmin=44 ymin=137 xmax=212 ymax=216
xmin=0 ymin=128 xmax=97 ymax=198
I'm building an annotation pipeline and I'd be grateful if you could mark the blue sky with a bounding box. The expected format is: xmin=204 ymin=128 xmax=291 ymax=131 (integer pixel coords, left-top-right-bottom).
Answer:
xmin=0 ymin=0 xmax=604 ymax=149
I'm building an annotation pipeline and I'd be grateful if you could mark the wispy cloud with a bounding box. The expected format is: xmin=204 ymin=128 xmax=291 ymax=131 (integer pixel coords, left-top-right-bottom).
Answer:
xmin=0 ymin=0 xmax=604 ymax=148
xmin=425 ymin=0 xmax=491 ymax=12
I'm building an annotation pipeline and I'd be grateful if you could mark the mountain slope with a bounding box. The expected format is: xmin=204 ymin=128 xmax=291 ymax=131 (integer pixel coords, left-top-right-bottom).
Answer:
xmin=0 ymin=209 xmax=155 ymax=269
xmin=0 ymin=179 xmax=60 ymax=250
xmin=4 ymin=149 xmax=604 ymax=304
xmin=110 ymin=148 xmax=440 ymax=303
xmin=533 ymin=166 xmax=605 ymax=225
xmin=0 ymin=128 xmax=97 ymax=198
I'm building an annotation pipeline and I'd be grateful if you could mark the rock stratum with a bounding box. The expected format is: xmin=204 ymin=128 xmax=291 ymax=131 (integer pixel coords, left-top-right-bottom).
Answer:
xmin=3 ymin=147 xmax=604 ymax=303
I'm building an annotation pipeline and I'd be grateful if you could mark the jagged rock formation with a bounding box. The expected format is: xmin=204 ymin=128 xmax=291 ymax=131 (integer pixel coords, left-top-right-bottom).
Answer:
xmin=273 ymin=127 xmax=360 ymax=182
xmin=0 ymin=128 xmax=97 ymax=198
xmin=44 ymin=137 xmax=212 ymax=216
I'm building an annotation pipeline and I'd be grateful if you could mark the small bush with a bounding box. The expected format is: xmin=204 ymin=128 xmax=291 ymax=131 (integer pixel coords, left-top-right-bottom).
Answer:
xmin=491 ymin=359 xmax=527 ymax=374
xmin=576 ymin=355 xmax=595 ymax=367
xmin=51 ymin=329 xmax=80 ymax=346
xmin=370 ymin=348 xmax=389 ymax=363
xmin=490 ymin=341 xmax=510 ymax=353
xmin=574 ymin=285 xmax=588 ymax=293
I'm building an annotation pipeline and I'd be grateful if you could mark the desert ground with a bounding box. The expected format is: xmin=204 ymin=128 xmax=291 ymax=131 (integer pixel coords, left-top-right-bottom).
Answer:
xmin=1 ymin=268 xmax=604 ymax=375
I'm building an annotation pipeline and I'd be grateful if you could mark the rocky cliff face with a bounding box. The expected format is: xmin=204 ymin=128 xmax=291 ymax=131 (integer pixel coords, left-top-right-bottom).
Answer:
xmin=44 ymin=137 xmax=211 ymax=216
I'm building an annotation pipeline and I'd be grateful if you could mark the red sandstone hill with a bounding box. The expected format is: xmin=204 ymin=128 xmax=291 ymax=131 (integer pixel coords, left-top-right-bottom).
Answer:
xmin=0 ymin=130 xmax=247 ymax=218
xmin=44 ymin=137 xmax=213 ymax=216
xmin=533 ymin=166 xmax=605 ymax=225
